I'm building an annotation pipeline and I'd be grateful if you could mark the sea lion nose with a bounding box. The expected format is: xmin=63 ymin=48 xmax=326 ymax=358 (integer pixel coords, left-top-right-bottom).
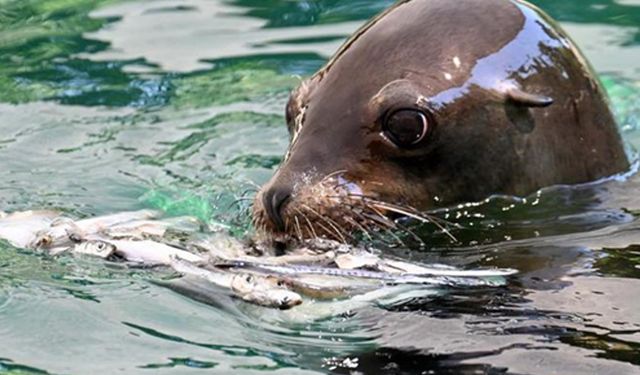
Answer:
xmin=262 ymin=185 xmax=292 ymax=232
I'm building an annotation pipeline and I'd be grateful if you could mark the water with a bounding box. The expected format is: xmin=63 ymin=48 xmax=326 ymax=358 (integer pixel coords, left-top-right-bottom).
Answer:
xmin=1 ymin=0 xmax=640 ymax=373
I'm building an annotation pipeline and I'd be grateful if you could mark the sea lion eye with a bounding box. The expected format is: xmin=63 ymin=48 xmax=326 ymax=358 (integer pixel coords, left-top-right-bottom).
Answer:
xmin=383 ymin=109 xmax=430 ymax=147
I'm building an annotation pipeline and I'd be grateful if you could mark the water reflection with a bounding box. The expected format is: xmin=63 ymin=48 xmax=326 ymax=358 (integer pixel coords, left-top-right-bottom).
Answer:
xmin=532 ymin=0 xmax=640 ymax=45
xmin=227 ymin=0 xmax=393 ymax=27
xmin=83 ymin=0 xmax=361 ymax=73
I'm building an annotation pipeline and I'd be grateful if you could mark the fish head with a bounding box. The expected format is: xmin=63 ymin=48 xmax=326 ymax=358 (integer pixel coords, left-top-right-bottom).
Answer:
xmin=74 ymin=240 xmax=117 ymax=258
xmin=231 ymin=274 xmax=302 ymax=309
xmin=242 ymin=289 xmax=303 ymax=310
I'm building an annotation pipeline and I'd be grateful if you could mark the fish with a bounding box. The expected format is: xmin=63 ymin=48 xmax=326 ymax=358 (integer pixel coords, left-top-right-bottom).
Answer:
xmin=73 ymin=210 xmax=162 ymax=232
xmin=376 ymin=259 xmax=518 ymax=277
xmin=334 ymin=252 xmax=379 ymax=269
xmin=29 ymin=210 xmax=163 ymax=249
xmin=267 ymin=273 xmax=371 ymax=300
xmin=0 ymin=210 xmax=61 ymax=248
xmin=53 ymin=238 xmax=203 ymax=266
xmin=29 ymin=217 xmax=79 ymax=249
xmin=192 ymin=234 xmax=338 ymax=266
xmin=170 ymin=256 xmax=302 ymax=309
xmin=236 ymin=284 xmax=442 ymax=323
xmin=333 ymin=248 xmax=518 ymax=277
xmin=72 ymin=240 xmax=118 ymax=259
xmin=103 ymin=216 xmax=203 ymax=240
xmin=105 ymin=239 xmax=203 ymax=265
xmin=215 ymin=261 xmax=514 ymax=287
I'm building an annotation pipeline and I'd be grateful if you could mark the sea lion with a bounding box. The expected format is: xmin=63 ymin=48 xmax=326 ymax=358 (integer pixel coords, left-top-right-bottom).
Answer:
xmin=252 ymin=0 xmax=629 ymax=245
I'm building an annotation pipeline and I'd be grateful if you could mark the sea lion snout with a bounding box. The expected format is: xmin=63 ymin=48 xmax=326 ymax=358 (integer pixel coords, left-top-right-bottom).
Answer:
xmin=253 ymin=168 xmax=371 ymax=245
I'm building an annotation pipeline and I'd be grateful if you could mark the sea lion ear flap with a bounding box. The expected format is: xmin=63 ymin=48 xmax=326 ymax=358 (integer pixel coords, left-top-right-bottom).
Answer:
xmin=502 ymin=85 xmax=552 ymax=134
xmin=505 ymin=87 xmax=554 ymax=108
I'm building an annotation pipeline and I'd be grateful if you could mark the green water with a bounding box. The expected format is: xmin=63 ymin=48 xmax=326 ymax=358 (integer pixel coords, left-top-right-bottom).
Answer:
xmin=1 ymin=0 xmax=640 ymax=374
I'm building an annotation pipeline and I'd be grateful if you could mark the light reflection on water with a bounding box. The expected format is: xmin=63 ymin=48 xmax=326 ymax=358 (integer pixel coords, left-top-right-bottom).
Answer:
xmin=0 ymin=0 xmax=639 ymax=373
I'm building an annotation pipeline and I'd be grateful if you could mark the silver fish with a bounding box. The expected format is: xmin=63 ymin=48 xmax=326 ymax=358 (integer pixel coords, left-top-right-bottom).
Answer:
xmin=58 ymin=238 xmax=202 ymax=265
xmin=106 ymin=239 xmax=203 ymax=265
xmin=103 ymin=216 xmax=202 ymax=240
xmin=29 ymin=217 xmax=79 ymax=249
xmin=217 ymin=261 xmax=512 ymax=287
xmin=377 ymin=259 xmax=518 ymax=277
xmin=0 ymin=210 xmax=61 ymax=248
xmin=170 ymin=257 xmax=302 ymax=309
xmin=73 ymin=210 xmax=162 ymax=233
xmin=72 ymin=240 xmax=118 ymax=258
xmin=29 ymin=210 xmax=164 ymax=250
xmin=192 ymin=234 xmax=337 ymax=266
xmin=333 ymin=249 xmax=518 ymax=277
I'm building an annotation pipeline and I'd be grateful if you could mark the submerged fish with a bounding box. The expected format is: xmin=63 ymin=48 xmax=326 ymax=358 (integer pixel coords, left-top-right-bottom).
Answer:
xmin=170 ymin=257 xmax=302 ymax=309
xmin=103 ymin=216 xmax=203 ymax=240
xmin=73 ymin=210 xmax=162 ymax=232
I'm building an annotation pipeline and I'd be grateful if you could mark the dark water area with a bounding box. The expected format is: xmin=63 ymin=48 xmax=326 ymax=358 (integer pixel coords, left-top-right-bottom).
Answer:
xmin=0 ymin=0 xmax=639 ymax=374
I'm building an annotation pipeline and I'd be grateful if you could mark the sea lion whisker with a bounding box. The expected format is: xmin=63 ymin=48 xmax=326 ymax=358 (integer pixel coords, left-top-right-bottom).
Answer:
xmin=239 ymin=187 xmax=259 ymax=196
xmin=329 ymin=179 xmax=365 ymax=194
xmin=324 ymin=194 xmax=431 ymax=245
xmin=293 ymin=216 xmax=304 ymax=242
xmin=294 ymin=208 xmax=318 ymax=240
xmin=342 ymin=216 xmax=374 ymax=242
xmin=393 ymin=220 xmax=428 ymax=248
xmin=362 ymin=204 xmax=398 ymax=229
xmin=227 ymin=196 xmax=255 ymax=210
xmin=351 ymin=209 xmax=405 ymax=245
xmin=316 ymin=221 xmax=344 ymax=242
xmin=320 ymin=169 xmax=348 ymax=184
xmin=355 ymin=211 xmax=408 ymax=248
xmin=371 ymin=200 xmax=448 ymax=225
xmin=341 ymin=192 xmax=459 ymax=232
xmin=330 ymin=198 xmax=396 ymax=229
xmin=242 ymin=180 xmax=262 ymax=191
xmin=370 ymin=202 xmax=458 ymax=243
xmin=370 ymin=199 xmax=457 ymax=231
xmin=300 ymin=204 xmax=350 ymax=243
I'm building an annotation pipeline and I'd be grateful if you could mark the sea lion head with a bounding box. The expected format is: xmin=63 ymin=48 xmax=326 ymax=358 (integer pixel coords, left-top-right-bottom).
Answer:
xmin=252 ymin=0 xmax=625 ymax=246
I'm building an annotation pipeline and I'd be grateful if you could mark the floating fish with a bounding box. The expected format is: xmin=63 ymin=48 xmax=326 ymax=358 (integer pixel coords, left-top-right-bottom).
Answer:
xmin=170 ymin=256 xmax=302 ymax=309
xmin=30 ymin=210 xmax=163 ymax=249
xmin=72 ymin=240 xmax=118 ymax=259
xmin=0 ymin=209 xmax=519 ymax=311
xmin=215 ymin=261 xmax=514 ymax=287
xmin=0 ymin=210 xmax=61 ymax=248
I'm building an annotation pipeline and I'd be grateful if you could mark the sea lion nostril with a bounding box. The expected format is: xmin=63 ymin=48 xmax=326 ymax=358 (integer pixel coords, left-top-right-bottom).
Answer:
xmin=262 ymin=186 xmax=292 ymax=232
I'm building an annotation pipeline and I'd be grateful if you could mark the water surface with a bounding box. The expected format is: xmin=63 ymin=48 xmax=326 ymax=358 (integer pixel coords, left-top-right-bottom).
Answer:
xmin=1 ymin=0 xmax=640 ymax=374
